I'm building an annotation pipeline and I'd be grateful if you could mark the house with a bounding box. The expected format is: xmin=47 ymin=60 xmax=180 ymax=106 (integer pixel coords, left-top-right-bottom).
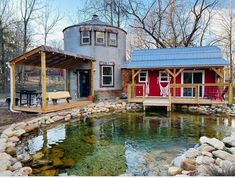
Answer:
xmin=7 ymin=15 xmax=127 ymax=113
xmin=121 ymin=46 xmax=230 ymax=111
xmin=63 ymin=14 xmax=127 ymax=99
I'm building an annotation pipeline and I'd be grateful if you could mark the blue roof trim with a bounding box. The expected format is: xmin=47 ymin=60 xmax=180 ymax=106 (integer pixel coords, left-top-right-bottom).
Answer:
xmin=122 ymin=46 xmax=229 ymax=68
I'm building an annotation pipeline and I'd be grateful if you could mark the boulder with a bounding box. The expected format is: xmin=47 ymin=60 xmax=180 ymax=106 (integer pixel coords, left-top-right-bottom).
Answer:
xmin=168 ymin=167 xmax=182 ymax=176
xmin=0 ymin=159 xmax=11 ymax=171
xmin=0 ymin=152 xmax=12 ymax=160
xmin=171 ymin=155 xmax=186 ymax=167
xmin=181 ymin=159 xmax=196 ymax=171
xmin=200 ymin=136 xmax=225 ymax=150
xmin=0 ymin=143 xmax=6 ymax=153
xmin=52 ymin=116 xmax=64 ymax=122
xmin=25 ymin=124 xmax=38 ymax=133
xmin=15 ymin=167 xmax=32 ymax=176
xmin=11 ymin=162 xmax=22 ymax=171
xmin=219 ymin=160 xmax=234 ymax=170
xmin=0 ymin=171 xmax=13 ymax=176
xmin=198 ymin=144 xmax=214 ymax=153
xmin=195 ymin=156 xmax=214 ymax=164
xmin=8 ymin=136 xmax=19 ymax=143
xmin=5 ymin=146 xmax=16 ymax=156
xmin=21 ymin=154 xmax=32 ymax=163
xmin=14 ymin=122 xmax=26 ymax=130
xmin=229 ymin=147 xmax=235 ymax=155
xmin=185 ymin=148 xmax=200 ymax=158
xmin=212 ymin=150 xmax=235 ymax=163
xmin=13 ymin=129 xmax=26 ymax=137
xmin=223 ymin=136 xmax=235 ymax=147
xmin=201 ymin=151 xmax=213 ymax=157
xmin=2 ymin=128 xmax=14 ymax=137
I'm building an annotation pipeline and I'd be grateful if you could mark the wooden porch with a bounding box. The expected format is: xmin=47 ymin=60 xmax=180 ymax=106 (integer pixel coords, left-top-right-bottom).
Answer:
xmin=127 ymin=83 xmax=232 ymax=111
xmin=9 ymin=45 xmax=95 ymax=113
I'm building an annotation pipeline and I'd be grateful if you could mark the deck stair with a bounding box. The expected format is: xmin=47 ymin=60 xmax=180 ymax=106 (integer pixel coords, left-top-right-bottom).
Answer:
xmin=143 ymin=97 xmax=171 ymax=111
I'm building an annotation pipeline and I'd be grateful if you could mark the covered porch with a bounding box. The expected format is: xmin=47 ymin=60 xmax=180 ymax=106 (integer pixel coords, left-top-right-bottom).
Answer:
xmin=9 ymin=45 xmax=95 ymax=113
xmin=126 ymin=67 xmax=233 ymax=111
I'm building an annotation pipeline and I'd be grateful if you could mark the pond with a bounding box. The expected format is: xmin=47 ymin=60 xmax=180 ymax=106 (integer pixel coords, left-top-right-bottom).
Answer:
xmin=17 ymin=112 xmax=235 ymax=176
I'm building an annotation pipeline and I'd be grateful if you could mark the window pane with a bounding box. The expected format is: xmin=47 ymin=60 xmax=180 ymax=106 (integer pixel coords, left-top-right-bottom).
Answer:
xmin=97 ymin=38 xmax=104 ymax=44
xmin=96 ymin=32 xmax=104 ymax=38
xmin=183 ymin=73 xmax=192 ymax=84
xmin=109 ymin=33 xmax=117 ymax=46
xmin=103 ymin=66 xmax=112 ymax=75
xmin=103 ymin=76 xmax=112 ymax=85
xmin=83 ymin=38 xmax=89 ymax=43
xmin=82 ymin=31 xmax=89 ymax=37
xmin=193 ymin=72 xmax=202 ymax=83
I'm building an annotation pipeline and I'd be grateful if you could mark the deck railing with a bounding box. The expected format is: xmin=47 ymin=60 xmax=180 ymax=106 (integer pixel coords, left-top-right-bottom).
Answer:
xmin=127 ymin=83 xmax=233 ymax=104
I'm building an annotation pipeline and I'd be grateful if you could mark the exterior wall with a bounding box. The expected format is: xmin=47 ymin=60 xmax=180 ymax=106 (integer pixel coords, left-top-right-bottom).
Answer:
xmin=121 ymin=69 xmax=132 ymax=93
xmin=121 ymin=68 xmax=217 ymax=97
xmin=64 ymin=25 xmax=126 ymax=99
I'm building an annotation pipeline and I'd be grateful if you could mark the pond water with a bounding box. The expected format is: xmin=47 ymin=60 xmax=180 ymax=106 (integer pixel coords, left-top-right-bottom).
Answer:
xmin=17 ymin=112 xmax=235 ymax=176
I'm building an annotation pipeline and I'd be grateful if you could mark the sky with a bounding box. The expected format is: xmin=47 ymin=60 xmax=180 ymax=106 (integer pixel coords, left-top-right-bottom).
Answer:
xmin=30 ymin=0 xmax=235 ymax=49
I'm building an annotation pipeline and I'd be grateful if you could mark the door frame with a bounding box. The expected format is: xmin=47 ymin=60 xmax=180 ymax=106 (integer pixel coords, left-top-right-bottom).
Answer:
xmin=77 ymin=69 xmax=91 ymax=98
xmin=181 ymin=70 xmax=205 ymax=97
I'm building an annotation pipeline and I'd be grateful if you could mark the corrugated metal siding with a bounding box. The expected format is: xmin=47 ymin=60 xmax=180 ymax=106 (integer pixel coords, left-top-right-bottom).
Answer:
xmin=123 ymin=46 xmax=229 ymax=68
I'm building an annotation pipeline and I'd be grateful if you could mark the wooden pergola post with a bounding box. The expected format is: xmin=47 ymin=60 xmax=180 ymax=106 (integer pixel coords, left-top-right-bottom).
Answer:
xmin=11 ymin=63 xmax=16 ymax=108
xmin=41 ymin=52 xmax=47 ymax=112
xmin=91 ymin=61 xmax=95 ymax=97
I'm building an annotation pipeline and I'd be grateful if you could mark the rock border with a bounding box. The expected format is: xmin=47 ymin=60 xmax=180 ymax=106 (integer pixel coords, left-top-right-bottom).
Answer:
xmin=168 ymin=135 xmax=235 ymax=176
xmin=0 ymin=100 xmax=142 ymax=176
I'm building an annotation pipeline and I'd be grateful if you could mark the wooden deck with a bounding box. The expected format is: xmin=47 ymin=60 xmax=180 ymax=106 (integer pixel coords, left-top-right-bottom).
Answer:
xmin=13 ymin=99 xmax=92 ymax=113
xmin=129 ymin=96 xmax=228 ymax=111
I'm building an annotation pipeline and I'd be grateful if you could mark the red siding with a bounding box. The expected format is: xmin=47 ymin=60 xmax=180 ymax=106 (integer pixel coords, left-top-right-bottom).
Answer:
xmin=135 ymin=68 xmax=217 ymax=97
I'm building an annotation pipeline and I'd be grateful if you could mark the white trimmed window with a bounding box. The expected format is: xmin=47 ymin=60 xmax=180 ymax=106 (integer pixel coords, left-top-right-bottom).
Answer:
xmin=159 ymin=71 xmax=169 ymax=82
xmin=81 ymin=31 xmax=91 ymax=45
xmin=138 ymin=71 xmax=148 ymax=82
xmin=95 ymin=31 xmax=105 ymax=45
xmin=109 ymin=33 xmax=117 ymax=46
xmin=101 ymin=65 xmax=114 ymax=87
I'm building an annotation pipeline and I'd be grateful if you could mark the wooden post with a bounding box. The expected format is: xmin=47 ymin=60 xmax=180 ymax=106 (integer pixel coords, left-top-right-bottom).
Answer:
xmin=197 ymin=84 xmax=200 ymax=105
xmin=65 ymin=69 xmax=70 ymax=91
xmin=228 ymin=83 xmax=233 ymax=105
xmin=173 ymin=68 xmax=176 ymax=97
xmin=132 ymin=69 xmax=135 ymax=98
xmin=11 ymin=63 xmax=16 ymax=108
xmin=90 ymin=61 xmax=95 ymax=97
xmin=127 ymin=84 xmax=131 ymax=102
xmin=41 ymin=52 xmax=47 ymax=112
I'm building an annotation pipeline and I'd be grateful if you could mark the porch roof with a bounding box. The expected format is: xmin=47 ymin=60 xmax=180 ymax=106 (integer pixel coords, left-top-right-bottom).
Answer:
xmin=123 ymin=46 xmax=229 ymax=69
xmin=9 ymin=45 xmax=95 ymax=69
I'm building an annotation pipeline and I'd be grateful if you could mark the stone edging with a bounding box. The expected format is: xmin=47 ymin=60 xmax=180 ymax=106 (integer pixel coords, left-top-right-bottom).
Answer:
xmin=168 ymin=135 xmax=235 ymax=176
xmin=0 ymin=100 xmax=142 ymax=176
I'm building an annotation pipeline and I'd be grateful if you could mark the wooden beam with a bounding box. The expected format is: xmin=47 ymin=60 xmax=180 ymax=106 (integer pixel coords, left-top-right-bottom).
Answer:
xmin=165 ymin=69 xmax=174 ymax=77
xmin=41 ymin=52 xmax=47 ymax=112
xmin=133 ymin=69 xmax=142 ymax=78
xmin=11 ymin=63 xmax=16 ymax=108
xmin=12 ymin=48 xmax=41 ymax=64
xmin=91 ymin=61 xmax=95 ymax=97
xmin=211 ymin=67 xmax=224 ymax=79
xmin=228 ymin=83 xmax=233 ymax=105
xmin=175 ymin=68 xmax=184 ymax=77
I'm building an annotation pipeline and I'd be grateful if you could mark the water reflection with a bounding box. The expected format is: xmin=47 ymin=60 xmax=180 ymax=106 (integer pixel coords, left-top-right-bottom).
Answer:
xmin=17 ymin=112 xmax=235 ymax=176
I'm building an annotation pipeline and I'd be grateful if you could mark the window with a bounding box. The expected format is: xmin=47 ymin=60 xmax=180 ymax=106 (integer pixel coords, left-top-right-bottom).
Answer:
xmin=95 ymin=31 xmax=105 ymax=45
xmin=159 ymin=71 xmax=169 ymax=82
xmin=109 ymin=33 xmax=117 ymax=46
xmin=81 ymin=31 xmax=91 ymax=45
xmin=101 ymin=65 xmax=114 ymax=87
xmin=138 ymin=71 xmax=148 ymax=82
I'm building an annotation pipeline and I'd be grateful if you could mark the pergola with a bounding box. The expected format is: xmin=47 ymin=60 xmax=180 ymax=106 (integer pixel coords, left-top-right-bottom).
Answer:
xmin=9 ymin=45 xmax=95 ymax=113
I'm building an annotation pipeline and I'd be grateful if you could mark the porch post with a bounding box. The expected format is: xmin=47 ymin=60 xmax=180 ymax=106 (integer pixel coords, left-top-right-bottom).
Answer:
xmin=11 ymin=63 xmax=16 ymax=108
xmin=65 ymin=69 xmax=70 ymax=91
xmin=228 ymin=83 xmax=233 ymax=105
xmin=91 ymin=61 xmax=95 ymax=97
xmin=41 ymin=52 xmax=47 ymax=112
xmin=132 ymin=69 xmax=135 ymax=98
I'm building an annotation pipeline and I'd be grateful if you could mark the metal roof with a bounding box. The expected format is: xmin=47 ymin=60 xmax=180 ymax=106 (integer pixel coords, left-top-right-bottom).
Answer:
xmin=122 ymin=46 xmax=229 ymax=69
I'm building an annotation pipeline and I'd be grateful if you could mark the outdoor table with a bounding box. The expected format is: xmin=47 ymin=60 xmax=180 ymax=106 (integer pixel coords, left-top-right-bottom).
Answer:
xmin=16 ymin=90 xmax=41 ymax=106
